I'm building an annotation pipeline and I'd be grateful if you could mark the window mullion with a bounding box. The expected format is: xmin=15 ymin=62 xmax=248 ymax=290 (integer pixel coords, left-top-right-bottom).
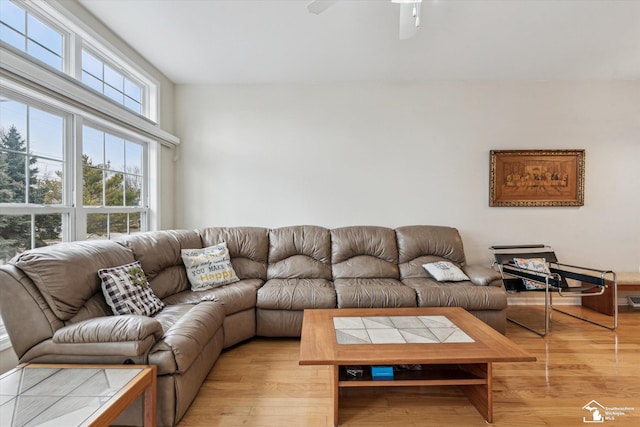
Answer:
xmin=0 ymin=206 xmax=73 ymax=215
xmin=101 ymin=130 xmax=106 ymax=207
xmin=22 ymin=8 xmax=28 ymax=52
xmin=73 ymin=115 xmax=85 ymax=240
xmin=30 ymin=213 xmax=35 ymax=249
xmin=65 ymin=18 xmax=76 ymax=77
xmin=24 ymin=105 xmax=30 ymax=204
xmin=122 ymin=141 xmax=127 ymax=207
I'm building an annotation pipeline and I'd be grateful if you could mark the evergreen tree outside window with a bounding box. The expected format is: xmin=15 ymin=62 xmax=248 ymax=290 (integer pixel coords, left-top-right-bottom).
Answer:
xmin=0 ymin=97 xmax=149 ymax=262
xmin=0 ymin=98 xmax=65 ymax=262
xmin=82 ymin=125 xmax=145 ymax=240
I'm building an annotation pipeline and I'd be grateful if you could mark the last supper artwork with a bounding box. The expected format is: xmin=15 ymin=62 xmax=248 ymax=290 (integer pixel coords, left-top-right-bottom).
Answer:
xmin=490 ymin=150 xmax=585 ymax=207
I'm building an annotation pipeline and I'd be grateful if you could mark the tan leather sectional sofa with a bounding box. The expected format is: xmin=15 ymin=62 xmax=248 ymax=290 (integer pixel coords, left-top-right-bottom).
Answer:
xmin=0 ymin=225 xmax=506 ymax=426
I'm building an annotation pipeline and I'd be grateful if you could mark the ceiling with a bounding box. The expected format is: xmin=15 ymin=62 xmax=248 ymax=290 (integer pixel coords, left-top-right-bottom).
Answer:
xmin=77 ymin=0 xmax=640 ymax=85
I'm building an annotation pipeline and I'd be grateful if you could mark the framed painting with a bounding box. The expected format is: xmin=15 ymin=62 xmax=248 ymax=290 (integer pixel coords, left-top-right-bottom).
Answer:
xmin=489 ymin=149 xmax=585 ymax=207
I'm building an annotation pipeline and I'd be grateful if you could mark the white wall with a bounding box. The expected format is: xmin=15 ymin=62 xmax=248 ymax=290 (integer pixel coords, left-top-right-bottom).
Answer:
xmin=160 ymin=145 xmax=176 ymax=229
xmin=174 ymin=82 xmax=639 ymax=270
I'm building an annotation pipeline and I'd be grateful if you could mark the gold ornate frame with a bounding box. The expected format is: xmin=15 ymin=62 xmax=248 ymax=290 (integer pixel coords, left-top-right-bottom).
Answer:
xmin=490 ymin=149 xmax=585 ymax=207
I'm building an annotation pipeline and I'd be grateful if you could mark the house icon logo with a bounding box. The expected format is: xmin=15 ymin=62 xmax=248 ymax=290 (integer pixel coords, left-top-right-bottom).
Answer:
xmin=583 ymin=400 xmax=605 ymax=423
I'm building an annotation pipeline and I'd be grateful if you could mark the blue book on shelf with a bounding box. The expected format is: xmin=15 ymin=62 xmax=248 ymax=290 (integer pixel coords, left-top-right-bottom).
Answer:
xmin=371 ymin=366 xmax=394 ymax=380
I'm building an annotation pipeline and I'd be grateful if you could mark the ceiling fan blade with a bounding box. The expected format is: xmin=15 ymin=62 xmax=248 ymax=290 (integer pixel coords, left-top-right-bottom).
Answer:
xmin=398 ymin=2 xmax=420 ymax=40
xmin=307 ymin=0 xmax=338 ymax=15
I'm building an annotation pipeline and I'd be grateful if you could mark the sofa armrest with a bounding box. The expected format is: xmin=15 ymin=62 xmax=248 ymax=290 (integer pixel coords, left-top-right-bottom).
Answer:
xmin=462 ymin=264 xmax=503 ymax=287
xmin=53 ymin=315 xmax=163 ymax=344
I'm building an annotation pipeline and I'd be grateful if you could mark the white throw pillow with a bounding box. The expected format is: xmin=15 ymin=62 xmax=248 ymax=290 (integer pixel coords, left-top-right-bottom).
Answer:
xmin=512 ymin=257 xmax=549 ymax=290
xmin=98 ymin=261 xmax=165 ymax=316
xmin=422 ymin=261 xmax=470 ymax=282
xmin=181 ymin=242 xmax=240 ymax=291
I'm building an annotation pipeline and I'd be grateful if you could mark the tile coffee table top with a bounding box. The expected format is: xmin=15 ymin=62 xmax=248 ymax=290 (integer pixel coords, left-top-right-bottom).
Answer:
xmin=333 ymin=315 xmax=475 ymax=345
xmin=0 ymin=366 xmax=144 ymax=426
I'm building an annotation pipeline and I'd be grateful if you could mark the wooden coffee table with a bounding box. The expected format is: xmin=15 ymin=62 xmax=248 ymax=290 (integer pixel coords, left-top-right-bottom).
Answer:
xmin=0 ymin=364 xmax=156 ymax=427
xmin=299 ymin=307 xmax=535 ymax=426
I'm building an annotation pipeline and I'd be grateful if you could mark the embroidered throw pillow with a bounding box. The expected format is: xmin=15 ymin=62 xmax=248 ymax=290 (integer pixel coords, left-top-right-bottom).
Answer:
xmin=181 ymin=242 xmax=240 ymax=291
xmin=512 ymin=257 xmax=549 ymax=290
xmin=422 ymin=261 xmax=470 ymax=282
xmin=98 ymin=261 xmax=165 ymax=316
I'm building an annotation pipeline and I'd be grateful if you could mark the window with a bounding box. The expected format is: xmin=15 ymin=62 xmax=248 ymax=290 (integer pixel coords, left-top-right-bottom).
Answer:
xmin=0 ymin=0 xmax=173 ymax=352
xmin=0 ymin=0 xmax=63 ymax=70
xmin=0 ymin=97 xmax=68 ymax=263
xmin=82 ymin=125 xmax=146 ymax=240
xmin=0 ymin=95 xmax=150 ymax=263
xmin=0 ymin=99 xmax=65 ymax=204
xmin=0 ymin=1 xmax=157 ymax=121
xmin=82 ymin=49 xmax=143 ymax=115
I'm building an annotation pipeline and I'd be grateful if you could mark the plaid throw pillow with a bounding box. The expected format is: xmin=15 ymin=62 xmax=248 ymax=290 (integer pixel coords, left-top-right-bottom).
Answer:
xmin=98 ymin=261 xmax=164 ymax=316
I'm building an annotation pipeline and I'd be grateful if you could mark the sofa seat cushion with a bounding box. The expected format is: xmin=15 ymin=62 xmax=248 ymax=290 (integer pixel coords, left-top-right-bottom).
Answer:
xmin=162 ymin=279 xmax=262 ymax=316
xmin=402 ymin=278 xmax=508 ymax=310
xmin=257 ymin=279 xmax=336 ymax=310
xmin=334 ymin=278 xmax=417 ymax=308
xmin=149 ymin=302 xmax=225 ymax=375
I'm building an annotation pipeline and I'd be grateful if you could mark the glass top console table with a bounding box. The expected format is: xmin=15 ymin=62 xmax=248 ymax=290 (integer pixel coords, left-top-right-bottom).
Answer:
xmin=0 ymin=364 xmax=156 ymax=427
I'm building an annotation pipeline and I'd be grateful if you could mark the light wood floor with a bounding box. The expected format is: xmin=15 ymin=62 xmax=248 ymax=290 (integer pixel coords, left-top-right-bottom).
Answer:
xmin=178 ymin=306 xmax=640 ymax=426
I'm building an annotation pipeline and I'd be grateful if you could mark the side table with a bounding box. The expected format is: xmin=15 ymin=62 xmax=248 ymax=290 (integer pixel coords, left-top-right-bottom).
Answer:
xmin=0 ymin=364 xmax=156 ymax=427
xmin=582 ymin=272 xmax=640 ymax=316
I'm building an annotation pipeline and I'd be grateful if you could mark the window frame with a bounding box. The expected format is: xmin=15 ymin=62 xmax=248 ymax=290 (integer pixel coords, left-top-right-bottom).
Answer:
xmin=76 ymin=119 xmax=149 ymax=241
xmin=0 ymin=90 xmax=74 ymax=250
xmin=0 ymin=0 xmax=69 ymax=73
xmin=0 ymin=0 xmax=159 ymax=123
xmin=0 ymin=90 xmax=152 ymax=249
xmin=0 ymin=94 xmax=71 ymax=203
xmin=79 ymin=44 xmax=147 ymax=118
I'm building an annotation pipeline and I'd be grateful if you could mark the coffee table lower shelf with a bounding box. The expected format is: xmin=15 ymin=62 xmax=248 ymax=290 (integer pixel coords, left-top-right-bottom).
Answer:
xmin=331 ymin=363 xmax=492 ymax=426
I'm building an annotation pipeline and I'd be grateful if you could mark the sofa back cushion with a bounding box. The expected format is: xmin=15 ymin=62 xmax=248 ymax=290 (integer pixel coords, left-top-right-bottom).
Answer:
xmin=331 ymin=226 xmax=399 ymax=279
xmin=395 ymin=225 xmax=466 ymax=279
xmin=118 ymin=230 xmax=202 ymax=299
xmin=268 ymin=225 xmax=332 ymax=280
xmin=200 ymin=227 xmax=269 ymax=280
xmin=11 ymin=240 xmax=135 ymax=321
